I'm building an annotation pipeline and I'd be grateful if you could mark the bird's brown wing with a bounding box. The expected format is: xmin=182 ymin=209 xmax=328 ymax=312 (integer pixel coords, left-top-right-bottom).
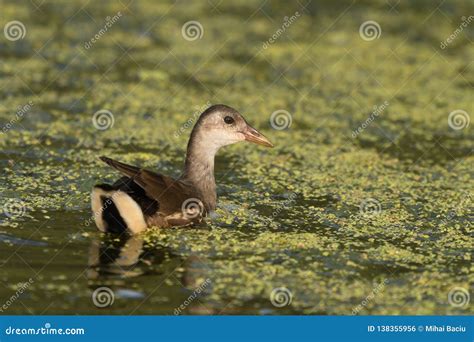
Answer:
xmin=99 ymin=156 xmax=195 ymax=215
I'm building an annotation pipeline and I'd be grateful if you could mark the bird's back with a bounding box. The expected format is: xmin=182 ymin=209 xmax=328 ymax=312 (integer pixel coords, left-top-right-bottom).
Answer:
xmin=91 ymin=158 xmax=205 ymax=234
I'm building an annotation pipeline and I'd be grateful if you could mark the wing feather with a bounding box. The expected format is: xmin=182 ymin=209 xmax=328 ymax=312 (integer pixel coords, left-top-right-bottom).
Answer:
xmin=99 ymin=156 xmax=195 ymax=215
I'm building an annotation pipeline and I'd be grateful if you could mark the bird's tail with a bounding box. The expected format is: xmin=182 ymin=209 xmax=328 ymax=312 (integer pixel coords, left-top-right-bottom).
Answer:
xmin=91 ymin=182 xmax=148 ymax=234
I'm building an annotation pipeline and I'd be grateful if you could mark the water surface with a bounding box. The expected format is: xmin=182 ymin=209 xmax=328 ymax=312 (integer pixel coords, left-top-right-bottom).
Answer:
xmin=0 ymin=0 xmax=472 ymax=315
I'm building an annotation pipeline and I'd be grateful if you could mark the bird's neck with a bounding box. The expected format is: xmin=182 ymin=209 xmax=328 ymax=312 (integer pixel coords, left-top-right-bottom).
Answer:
xmin=183 ymin=132 xmax=218 ymax=211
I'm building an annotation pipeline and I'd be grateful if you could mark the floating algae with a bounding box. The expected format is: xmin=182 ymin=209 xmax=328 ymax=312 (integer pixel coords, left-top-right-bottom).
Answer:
xmin=0 ymin=0 xmax=472 ymax=314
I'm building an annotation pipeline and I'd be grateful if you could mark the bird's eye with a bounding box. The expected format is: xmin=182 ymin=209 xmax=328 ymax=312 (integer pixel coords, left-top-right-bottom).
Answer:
xmin=224 ymin=116 xmax=234 ymax=124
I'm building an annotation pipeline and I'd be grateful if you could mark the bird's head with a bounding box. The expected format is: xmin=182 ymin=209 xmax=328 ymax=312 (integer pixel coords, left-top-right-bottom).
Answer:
xmin=192 ymin=104 xmax=274 ymax=150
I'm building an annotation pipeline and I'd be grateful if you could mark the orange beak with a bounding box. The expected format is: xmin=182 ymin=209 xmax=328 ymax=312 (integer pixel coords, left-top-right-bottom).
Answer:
xmin=242 ymin=125 xmax=274 ymax=148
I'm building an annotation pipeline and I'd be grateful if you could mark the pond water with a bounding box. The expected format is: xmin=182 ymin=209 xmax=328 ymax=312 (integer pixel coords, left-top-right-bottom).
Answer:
xmin=0 ymin=0 xmax=472 ymax=315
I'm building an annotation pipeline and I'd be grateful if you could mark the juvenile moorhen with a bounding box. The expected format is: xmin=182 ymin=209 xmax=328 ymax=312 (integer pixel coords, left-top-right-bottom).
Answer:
xmin=91 ymin=104 xmax=273 ymax=234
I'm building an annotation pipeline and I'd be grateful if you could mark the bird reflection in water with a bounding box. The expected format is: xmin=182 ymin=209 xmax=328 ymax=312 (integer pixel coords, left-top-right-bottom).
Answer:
xmin=87 ymin=235 xmax=155 ymax=279
xmin=87 ymin=234 xmax=215 ymax=314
